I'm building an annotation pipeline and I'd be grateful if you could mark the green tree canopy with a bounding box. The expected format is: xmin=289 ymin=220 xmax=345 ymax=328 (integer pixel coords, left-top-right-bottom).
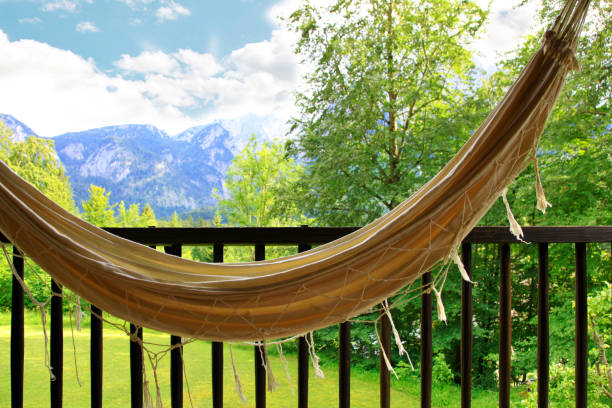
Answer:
xmin=287 ymin=0 xmax=488 ymax=225
xmin=82 ymin=184 xmax=117 ymax=227
xmin=0 ymin=121 xmax=76 ymax=213
xmin=218 ymin=137 xmax=306 ymax=227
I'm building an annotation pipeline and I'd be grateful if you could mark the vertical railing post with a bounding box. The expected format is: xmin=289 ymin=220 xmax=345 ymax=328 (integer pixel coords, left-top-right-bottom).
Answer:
xmin=212 ymin=243 xmax=224 ymax=408
xmin=339 ymin=321 xmax=351 ymax=408
xmin=165 ymin=244 xmax=183 ymax=408
xmin=50 ymin=279 xmax=63 ymax=408
xmin=254 ymin=244 xmax=266 ymax=408
xmin=298 ymin=337 xmax=309 ymax=408
xmin=130 ymin=323 xmax=143 ymax=408
xmin=574 ymin=242 xmax=587 ymax=408
xmin=499 ymin=243 xmax=511 ymax=408
xmin=460 ymin=242 xmax=472 ymax=408
xmin=90 ymin=305 xmax=103 ymax=408
xmin=537 ymin=243 xmax=549 ymax=408
xmin=420 ymin=272 xmax=432 ymax=408
xmin=11 ymin=247 xmax=24 ymax=408
xmin=379 ymin=310 xmax=391 ymax=408
xmin=298 ymin=233 xmax=312 ymax=408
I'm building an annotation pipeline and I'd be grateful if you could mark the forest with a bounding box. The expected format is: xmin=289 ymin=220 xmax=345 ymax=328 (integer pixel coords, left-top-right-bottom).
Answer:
xmin=0 ymin=0 xmax=609 ymax=406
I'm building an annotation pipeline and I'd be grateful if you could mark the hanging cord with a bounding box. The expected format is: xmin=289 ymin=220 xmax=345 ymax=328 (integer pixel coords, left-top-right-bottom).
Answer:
xmin=68 ymin=307 xmax=83 ymax=387
xmin=2 ymin=245 xmax=54 ymax=379
xmin=432 ymin=287 xmax=447 ymax=323
xmin=533 ymin=155 xmax=552 ymax=213
xmin=180 ymin=346 xmax=195 ymax=408
xmin=74 ymin=297 xmax=85 ymax=331
xmin=451 ymin=249 xmax=473 ymax=283
xmin=502 ymin=188 xmax=526 ymax=241
xmin=305 ymin=332 xmax=325 ymax=378
xmin=259 ymin=341 xmax=278 ymax=391
xmin=374 ymin=318 xmax=398 ymax=379
xmin=143 ymin=358 xmax=154 ymax=408
xmin=381 ymin=300 xmax=414 ymax=369
xmin=229 ymin=344 xmax=247 ymax=403
xmin=276 ymin=343 xmax=295 ymax=395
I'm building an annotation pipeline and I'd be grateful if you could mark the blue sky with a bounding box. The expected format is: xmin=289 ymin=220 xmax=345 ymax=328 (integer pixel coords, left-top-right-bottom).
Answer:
xmin=1 ymin=0 xmax=280 ymax=69
xmin=0 ymin=0 xmax=540 ymax=136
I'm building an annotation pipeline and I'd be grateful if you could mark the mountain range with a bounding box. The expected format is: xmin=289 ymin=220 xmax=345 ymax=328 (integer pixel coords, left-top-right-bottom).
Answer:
xmin=0 ymin=113 xmax=287 ymax=218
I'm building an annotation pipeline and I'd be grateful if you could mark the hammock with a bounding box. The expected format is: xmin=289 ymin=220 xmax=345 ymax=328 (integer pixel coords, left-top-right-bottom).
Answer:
xmin=0 ymin=0 xmax=589 ymax=342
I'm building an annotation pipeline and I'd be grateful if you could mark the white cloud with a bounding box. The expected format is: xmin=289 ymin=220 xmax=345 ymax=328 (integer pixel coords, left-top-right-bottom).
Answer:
xmin=117 ymin=0 xmax=154 ymax=9
xmin=18 ymin=17 xmax=42 ymax=24
xmin=115 ymin=51 xmax=180 ymax=75
xmin=129 ymin=18 xmax=143 ymax=26
xmin=155 ymin=0 xmax=191 ymax=22
xmin=0 ymin=29 xmax=193 ymax=135
xmin=0 ymin=23 xmax=302 ymax=135
xmin=76 ymin=21 xmax=100 ymax=33
xmin=472 ymin=0 xmax=540 ymax=70
xmin=42 ymin=0 xmax=79 ymax=12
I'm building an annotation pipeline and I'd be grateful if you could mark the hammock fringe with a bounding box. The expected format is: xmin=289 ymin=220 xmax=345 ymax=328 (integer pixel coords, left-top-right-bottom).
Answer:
xmin=229 ymin=344 xmax=247 ymax=403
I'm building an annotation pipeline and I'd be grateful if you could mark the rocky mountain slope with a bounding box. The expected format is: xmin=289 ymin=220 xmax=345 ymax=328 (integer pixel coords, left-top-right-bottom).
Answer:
xmin=0 ymin=113 xmax=285 ymax=217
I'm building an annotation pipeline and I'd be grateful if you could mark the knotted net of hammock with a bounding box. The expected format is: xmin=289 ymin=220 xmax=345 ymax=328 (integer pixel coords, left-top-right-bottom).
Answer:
xmin=0 ymin=0 xmax=589 ymax=342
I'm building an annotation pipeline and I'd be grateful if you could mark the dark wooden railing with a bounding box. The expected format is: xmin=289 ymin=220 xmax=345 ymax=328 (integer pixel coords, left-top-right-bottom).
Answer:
xmin=3 ymin=226 xmax=612 ymax=408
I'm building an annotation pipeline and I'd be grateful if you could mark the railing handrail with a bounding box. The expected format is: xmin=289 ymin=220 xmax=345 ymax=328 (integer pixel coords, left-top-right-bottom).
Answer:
xmin=2 ymin=225 xmax=609 ymax=246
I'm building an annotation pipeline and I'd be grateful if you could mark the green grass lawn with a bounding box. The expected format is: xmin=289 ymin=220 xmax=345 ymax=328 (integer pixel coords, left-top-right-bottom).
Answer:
xmin=0 ymin=312 xmax=519 ymax=407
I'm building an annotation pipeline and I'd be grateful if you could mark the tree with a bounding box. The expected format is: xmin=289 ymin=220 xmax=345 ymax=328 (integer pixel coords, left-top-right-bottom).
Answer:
xmin=0 ymin=121 xmax=78 ymax=308
xmin=218 ymin=137 xmax=306 ymax=228
xmin=0 ymin=121 xmax=76 ymax=213
xmin=82 ymin=185 xmax=117 ymax=227
xmin=287 ymin=0 xmax=488 ymax=225
xmin=216 ymin=137 xmax=307 ymax=261
xmin=139 ymin=204 xmax=157 ymax=227
xmin=117 ymin=201 xmax=141 ymax=227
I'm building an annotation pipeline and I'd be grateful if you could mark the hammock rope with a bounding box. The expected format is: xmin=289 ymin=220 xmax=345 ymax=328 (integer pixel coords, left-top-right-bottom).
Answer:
xmin=0 ymin=0 xmax=590 ymax=342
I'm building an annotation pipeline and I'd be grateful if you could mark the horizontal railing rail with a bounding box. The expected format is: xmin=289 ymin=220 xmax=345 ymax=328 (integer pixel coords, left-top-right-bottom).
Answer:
xmin=3 ymin=226 xmax=612 ymax=408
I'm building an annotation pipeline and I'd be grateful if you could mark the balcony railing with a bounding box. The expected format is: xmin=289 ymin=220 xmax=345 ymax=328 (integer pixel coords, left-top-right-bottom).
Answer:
xmin=3 ymin=226 xmax=612 ymax=408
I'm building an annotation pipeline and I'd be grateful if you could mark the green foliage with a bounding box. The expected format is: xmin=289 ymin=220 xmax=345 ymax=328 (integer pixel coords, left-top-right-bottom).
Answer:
xmin=140 ymin=204 xmax=157 ymax=227
xmin=432 ymin=353 xmax=454 ymax=384
xmin=0 ymin=121 xmax=78 ymax=310
xmin=218 ymin=137 xmax=306 ymax=228
xmin=82 ymin=185 xmax=117 ymax=227
xmin=0 ymin=121 xmax=76 ymax=213
xmin=82 ymin=185 xmax=158 ymax=228
xmin=517 ymin=364 xmax=611 ymax=408
xmin=117 ymin=201 xmax=141 ymax=227
xmin=216 ymin=137 xmax=309 ymax=262
xmin=287 ymin=0 xmax=488 ymax=225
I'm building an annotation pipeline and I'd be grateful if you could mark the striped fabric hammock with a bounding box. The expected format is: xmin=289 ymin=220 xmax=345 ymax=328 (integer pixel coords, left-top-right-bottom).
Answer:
xmin=0 ymin=0 xmax=590 ymax=342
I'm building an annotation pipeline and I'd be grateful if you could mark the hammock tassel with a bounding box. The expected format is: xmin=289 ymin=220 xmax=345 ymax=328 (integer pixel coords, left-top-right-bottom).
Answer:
xmin=375 ymin=319 xmax=399 ymax=379
xmin=261 ymin=341 xmax=278 ymax=392
xmin=277 ymin=343 xmax=295 ymax=395
xmin=142 ymin=359 xmax=155 ymax=408
xmin=382 ymin=300 xmax=413 ymax=369
xmin=75 ymin=297 xmax=84 ymax=331
xmin=534 ymin=156 xmax=552 ymax=213
xmin=307 ymin=332 xmax=325 ymax=378
xmin=502 ymin=188 xmax=525 ymax=240
xmin=433 ymin=286 xmax=447 ymax=323
xmin=68 ymin=308 xmax=82 ymax=387
xmin=452 ymin=250 xmax=473 ymax=283
xmin=229 ymin=344 xmax=247 ymax=403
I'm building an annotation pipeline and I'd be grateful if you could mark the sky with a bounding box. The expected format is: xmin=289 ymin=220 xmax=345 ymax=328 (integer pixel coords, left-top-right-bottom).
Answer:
xmin=0 ymin=0 xmax=541 ymax=136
